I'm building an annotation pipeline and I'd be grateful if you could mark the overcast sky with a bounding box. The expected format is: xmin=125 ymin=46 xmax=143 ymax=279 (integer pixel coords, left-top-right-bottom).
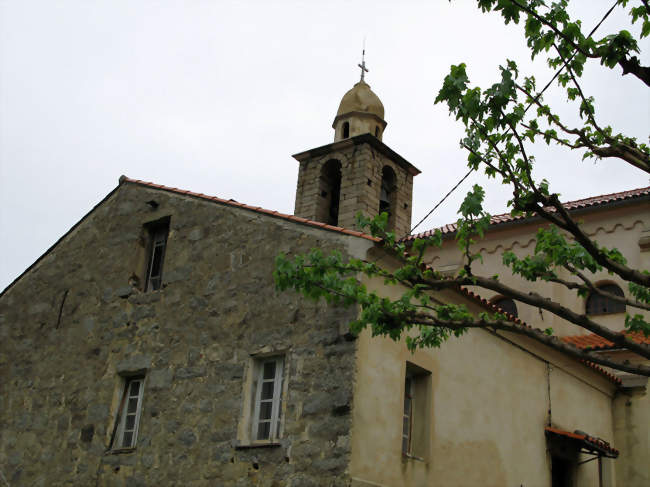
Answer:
xmin=1 ymin=0 xmax=648 ymax=291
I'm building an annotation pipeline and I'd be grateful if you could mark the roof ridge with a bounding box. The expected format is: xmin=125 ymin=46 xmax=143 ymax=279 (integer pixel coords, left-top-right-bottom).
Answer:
xmin=406 ymin=185 xmax=650 ymax=241
xmin=120 ymin=176 xmax=380 ymax=242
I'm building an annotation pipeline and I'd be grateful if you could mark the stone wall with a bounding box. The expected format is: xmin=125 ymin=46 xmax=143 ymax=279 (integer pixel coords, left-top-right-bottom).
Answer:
xmin=0 ymin=181 xmax=365 ymax=486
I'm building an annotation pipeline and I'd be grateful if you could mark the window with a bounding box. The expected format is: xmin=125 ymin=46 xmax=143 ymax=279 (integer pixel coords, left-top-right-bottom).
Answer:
xmin=111 ymin=377 xmax=145 ymax=450
xmin=252 ymin=356 xmax=284 ymax=441
xmin=342 ymin=121 xmax=350 ymax=139
xmin=401 ymin=362 xmax=431 ymax=459
xmin=492 ymin=296 xmax=518 ymax=318
xmin=586 ymin=283 xmax=626 ymax=315
xmin=144 ymin=217 xmax=170 ymax=291
xmin=402 ymin=376 xmax=414 ymax=454
xmin=375 ymin=126 xmax=380 ymax=137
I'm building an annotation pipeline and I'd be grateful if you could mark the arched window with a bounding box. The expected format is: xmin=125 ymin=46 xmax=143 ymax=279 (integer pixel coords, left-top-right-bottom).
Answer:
xmin=342 ymin=122 xmax=350 ymax=139
xmin=379 ymin=166 xmax=396 ymax=215
xmin=379 ymin=166 xmax=397 ymax=232
xmin=492 ymin=297 xmax=518 ymax=318
xmin=318 ymin=159 xmax=342 ymax=226
xmin=586 ymin=284 xmax=626 ymax=315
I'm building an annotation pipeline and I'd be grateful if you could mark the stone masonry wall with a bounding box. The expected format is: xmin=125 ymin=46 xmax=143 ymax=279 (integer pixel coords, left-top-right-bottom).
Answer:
xmin=0 ymin=182 xmax=363 ymax=486
xmin=294 ymin=141 xmax=414 ymax=237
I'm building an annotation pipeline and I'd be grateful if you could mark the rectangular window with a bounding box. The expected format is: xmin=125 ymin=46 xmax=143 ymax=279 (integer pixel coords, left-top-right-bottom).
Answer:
xmin=144 ymin=218 xmax=169 ymax=291
xmin=111 ymin=377 xmax=145 ymax=449
xmin=402 ymin=362 xmax=431 ymax=459
xmin=402 ymin=376 xmax=414 ymax=454
xmin=252 ymin=356 xmax=284 ymax=442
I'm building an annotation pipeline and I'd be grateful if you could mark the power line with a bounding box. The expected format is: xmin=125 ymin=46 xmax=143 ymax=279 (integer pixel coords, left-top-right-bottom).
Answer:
xmin=402 ymin=0 xmax=619 ymax=240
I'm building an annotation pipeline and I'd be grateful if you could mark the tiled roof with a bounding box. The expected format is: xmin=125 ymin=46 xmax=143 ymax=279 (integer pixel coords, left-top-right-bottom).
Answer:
xmin=562 ymin=331 xmax=650 ymax=351
xmin=406 ymin=186 xmax=650 ymax=241
xmin=120 ymin=177 xmax=380 ymax=242
xmin=545 ymin=426 xmax=619 ymax=458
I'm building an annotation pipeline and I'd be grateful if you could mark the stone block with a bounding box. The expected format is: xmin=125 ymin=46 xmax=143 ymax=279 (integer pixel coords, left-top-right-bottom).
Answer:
xmin=148 ymin=369 xmax=173 ymax=390
xmin=116 ymin=354 xmax=151 ymax=373
xmin=174 ymin=366 xmax=206 ymax=380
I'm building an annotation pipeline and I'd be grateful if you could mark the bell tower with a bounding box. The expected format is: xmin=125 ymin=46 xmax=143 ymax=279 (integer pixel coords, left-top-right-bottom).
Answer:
xmin=293 ymin=56 xmax=420 ymax=237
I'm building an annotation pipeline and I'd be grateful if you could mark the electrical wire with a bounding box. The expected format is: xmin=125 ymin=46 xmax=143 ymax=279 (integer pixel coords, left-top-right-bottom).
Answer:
xmin=401 ymin=0 xmax=619 ymax=241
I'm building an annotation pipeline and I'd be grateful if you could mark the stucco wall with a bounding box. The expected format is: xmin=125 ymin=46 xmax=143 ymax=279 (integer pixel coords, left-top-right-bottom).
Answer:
xmin=424 ymin=203 xmax=649 ymax=336
xmin=348 ymin=278 xmax=618 ymax=487
xmin=0 ymin=182 xmax=371 ymax=486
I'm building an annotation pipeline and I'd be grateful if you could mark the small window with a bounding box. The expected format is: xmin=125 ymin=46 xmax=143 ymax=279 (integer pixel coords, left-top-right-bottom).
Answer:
xmin=492 ymin=296 xmax=518 ymax=318
xmin=111 ymin=377 xmax=145 ymax=450
xmin=375 ymin=126 xmax=379 ymax=137
xmin=402 ymin=363 xmax=431 ymax=459
xmin=586 ymin=284 xmax=626 ymax=315
xmin=144 ymin=218 xmax=170 ymax=291
xmin=342 ymin=122 xmax=350 ymax=139
xmin=252 ymin=356 xmax=284 ymax=441
xmin=402 ymin=376 xmax=414 ymax=455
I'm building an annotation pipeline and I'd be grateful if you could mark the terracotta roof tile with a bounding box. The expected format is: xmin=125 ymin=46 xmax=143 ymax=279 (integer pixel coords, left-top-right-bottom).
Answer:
xmin=121 ymin=177 xmax=380 ymax=242
xmin=545 ymin=426 xmax=619 ymax=457
xmin=561 ymin=331 xmax=650 ymax=350
xmin=454 ymin=285 xmax=622 ymax=385
xmin=406 ymin=186 xmax=650 ymax=241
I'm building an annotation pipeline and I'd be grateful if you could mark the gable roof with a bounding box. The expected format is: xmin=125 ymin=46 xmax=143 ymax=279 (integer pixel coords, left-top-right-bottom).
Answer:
xmin=120 ymin=177 xmax=380 ymax=242
xmin=405 ymin=186 xmax=650 ymax=241
xmin=0 ymin=176 xmax=379 ymax=297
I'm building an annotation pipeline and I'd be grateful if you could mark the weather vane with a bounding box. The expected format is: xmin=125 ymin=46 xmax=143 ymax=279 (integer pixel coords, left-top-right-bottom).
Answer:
xmin=358 ymin=38 xmax=368 ymax=82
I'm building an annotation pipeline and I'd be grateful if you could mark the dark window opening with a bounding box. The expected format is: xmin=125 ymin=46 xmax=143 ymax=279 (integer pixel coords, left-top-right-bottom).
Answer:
xmin=144 ymin=217 xmax=170 ymax=291
xmin=318 ymin=160 xmax=342 ymax=226
xmin=551 ymin=455 xmax=574 ymax=487
xmin=379 ymin=166 xmax=397 ymax=217
xmin=375 ymin=126 xmax=379 ymax=137
xmin=492 ymin=297 xmax=518 ymax=318
xmin=586 ymin=284 xmax=625 ymax=315
xmin=342 ymin=122 xmax=350 ymax=139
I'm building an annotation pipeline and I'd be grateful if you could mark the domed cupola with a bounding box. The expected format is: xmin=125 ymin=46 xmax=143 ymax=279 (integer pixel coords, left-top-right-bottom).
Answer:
xmin=332 ymin=57 xmax=387 ymax=142
xmin=293 ymin=52 xmax=420 ymax=237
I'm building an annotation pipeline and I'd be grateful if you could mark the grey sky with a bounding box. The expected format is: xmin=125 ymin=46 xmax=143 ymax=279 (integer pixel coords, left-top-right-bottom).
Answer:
xmin=1 ymin=0 xmax=648 ymax=291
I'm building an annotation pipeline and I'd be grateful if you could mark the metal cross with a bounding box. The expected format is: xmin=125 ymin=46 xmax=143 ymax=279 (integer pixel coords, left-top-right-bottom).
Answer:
xmin=358 ymin=48 xmax=368 ymax=82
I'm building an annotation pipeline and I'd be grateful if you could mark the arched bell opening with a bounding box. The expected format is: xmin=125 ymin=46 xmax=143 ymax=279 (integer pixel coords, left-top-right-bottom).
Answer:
xmin=317 ymin=159 xmax=343 ymax=226
xmin=379 ymin=165 xmax=397 ymax=231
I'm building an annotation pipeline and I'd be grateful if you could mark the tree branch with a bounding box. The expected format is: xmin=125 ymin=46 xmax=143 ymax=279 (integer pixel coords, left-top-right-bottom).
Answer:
xmin=511 ymin=0 xmax=650 ymax=86
xmin=535 ymin=195 xmax=650 ymax=287
xmin=408 ymin=313 xmax=650 ymax=376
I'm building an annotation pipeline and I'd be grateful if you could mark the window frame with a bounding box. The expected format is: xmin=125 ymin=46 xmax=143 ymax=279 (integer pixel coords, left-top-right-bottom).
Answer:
xmin=251 ymin=356 xmax=284 ymax=443
xmin=402 ymin=376 xmax=414 ymax=455
xmin=585 ymin=283 xmax=626 ymax=315
xmin=401 ymin=362 xmax=431 ymax=461
xmin=144 ymin=217 xmax=170 ymax=292
xmin=111 ymin=376 xmax=145 ymax=451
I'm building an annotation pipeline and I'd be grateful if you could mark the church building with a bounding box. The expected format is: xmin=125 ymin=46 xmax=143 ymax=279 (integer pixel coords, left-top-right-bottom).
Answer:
xmin=0 ymin=66 xmax=647 ymax=487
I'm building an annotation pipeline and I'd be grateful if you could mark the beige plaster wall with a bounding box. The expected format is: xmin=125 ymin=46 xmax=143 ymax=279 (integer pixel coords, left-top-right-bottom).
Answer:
xmin=424 ymin=203 xmax=649 ymax=336
xmin=613 ymin=385 xmax=650 ymax=487
xmin=348 ymin=277 xmax=618 ymax=487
